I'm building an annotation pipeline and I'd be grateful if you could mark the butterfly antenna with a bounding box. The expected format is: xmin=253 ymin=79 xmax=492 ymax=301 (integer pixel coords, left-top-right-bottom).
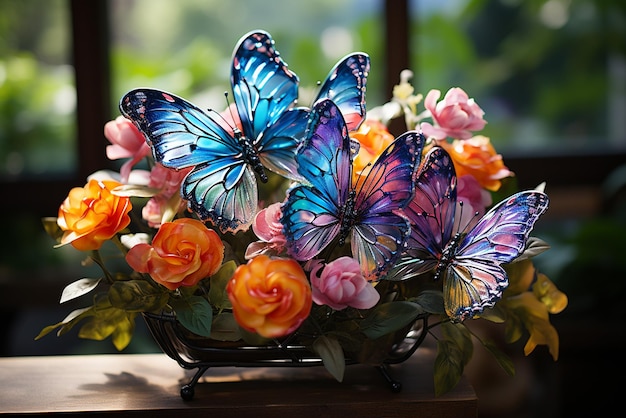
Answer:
xmin=223 ymin=91 xmax=235 ymax=119
xmin=456 ymin=200 xmax=481 ymax=235
xmin=207 ymin=92 xmax=242 ymax=137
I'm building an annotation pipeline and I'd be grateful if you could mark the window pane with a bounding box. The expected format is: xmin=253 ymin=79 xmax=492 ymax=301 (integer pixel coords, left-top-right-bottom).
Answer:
xmin=108 ymin=0 xmax=385 ymax=118
xmin=411 ymin=0 xmax=626 ymax=155
xmin=0 ymin=0 xmax=76 ymax=179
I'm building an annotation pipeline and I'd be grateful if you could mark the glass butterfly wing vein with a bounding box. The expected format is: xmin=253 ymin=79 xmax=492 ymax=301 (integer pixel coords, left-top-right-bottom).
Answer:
xmin=395 ymin=147 xmax=457 ymax=279
xmin=446 ymin=190 xmax=549 ymax=321
xmin=232 ymin=31 xmax=370 ymax=183
xmin=232 ymin=30 xmax=299 ymax=142
xmin=120 ymin=89 xmax=256 ymax=232
xmin=281 ymin=99 xmax=350 ymax=260
xmin=315 ymin=53 xmax=370 ymax=132
xmin=282 ymin=99 xmax=421 ymax=279
xmin=232 ymin=31 xmax=303 ymax=180
xmin=352 ymin=130 xmax=423 ymax=279
xmin=120 ymin=31 xmax=370 ymax=233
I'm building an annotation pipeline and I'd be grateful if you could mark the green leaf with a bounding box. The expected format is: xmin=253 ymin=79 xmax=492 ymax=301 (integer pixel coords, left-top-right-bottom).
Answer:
xmin=434 ymin=339 xmax=464 ymax=396
xmin=34 ymin=306 xmax=93 ymax=340
xmin=41 ymin=217 xmax=63 ymax=242
xmin=359 ymin=301 xmax=422 ymax=339
xmin=111 ymin=313 xmax=136 ymax=351
xmin=210 ymin=312 xmax=242 ymax=341
xmin=108 ymin=280 xmax=168 ymax=312
xmin=434 ymin=322 xmax=474 ymax=396
xmin=238 ymin=327 xmax=272 ymax=346
xmin=414 ymin=290 xmax=445 ymax=314
xmin=312 ymin=335 xmax=345 ymax=382
xmin=70 ymin=297 xmax=137 ymax=350
xmin=78 ymin=307 xmax=135 ymax=350
xmin=477 ymin=305 xmax=506 ymax=323
xmin=442 ymin=321 xmax=473 ymax=366
xmin=209 ymin=260 xmax=237 ymax=309
xmin=479 ymin=338 xmax=515 ymax=377
xmin=60 ymin=278 xmax=102 ymax=303
xmin=171 ymin=295 xmax=213 ymax=337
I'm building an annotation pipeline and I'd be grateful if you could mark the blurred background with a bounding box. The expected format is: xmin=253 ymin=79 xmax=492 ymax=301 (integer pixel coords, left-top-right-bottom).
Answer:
xmin=1 ymin=0 xmax=624 ymax=417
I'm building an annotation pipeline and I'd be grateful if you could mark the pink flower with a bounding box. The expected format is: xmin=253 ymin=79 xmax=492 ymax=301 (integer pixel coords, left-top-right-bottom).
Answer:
xmin=310 ymin=257 xmax=380 ymax=311
xmin=245 ymin=202 xmax=286 ymax=258
xmin=420 ymin=88 xmax=486 ymax=140
xmin=104 ymin=116 xmax=152 ymax=183
xmin=455 ymin=174 xmax=492 ymax=232
xmin=142 ymin=164 xmax=192 ymax=228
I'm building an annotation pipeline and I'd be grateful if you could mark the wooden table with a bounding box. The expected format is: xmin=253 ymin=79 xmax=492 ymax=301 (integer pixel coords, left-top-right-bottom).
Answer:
xmin=0 ymin=347 xmax=477 ymax=417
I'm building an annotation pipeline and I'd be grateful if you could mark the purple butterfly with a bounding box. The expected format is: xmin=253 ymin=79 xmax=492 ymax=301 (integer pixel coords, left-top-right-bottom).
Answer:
xmin=397 ymin=146 xmax=549 ymax=321
xmin=280 ymin=99 xmax=424 ymax=280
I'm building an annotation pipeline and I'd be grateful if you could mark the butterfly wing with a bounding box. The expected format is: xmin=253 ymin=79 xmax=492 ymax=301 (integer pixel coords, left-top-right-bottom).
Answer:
xmin=391 ymin=147 xmax=458 ymax=280
xmin=281 ymin=99 xmax=352 ymax=261
xmin=314 ymin=53 xmax=370 ymax=131
xmin=232 ymin=32 xmax=369 ymax=182
xmin=231 ymin=30 xmax=308 ymax=181
xmin=231 ymin=30 xmax=299 ymax=142
xmin=119 ymin=89 xmax=256 ymax=233
xmin=445 ymin=190 xmax=550 ymax=321
xmin=352 ymin=130 xmax=423 ymax=280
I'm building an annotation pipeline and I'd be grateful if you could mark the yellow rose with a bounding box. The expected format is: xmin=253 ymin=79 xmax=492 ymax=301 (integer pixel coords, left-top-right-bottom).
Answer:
xmin=227 ymin=255 xmax=312 ymax=338
xmin=57 ymin=179 xmax=132 ymax=251
xmin=125 ymin=218 xmax=224 ymax=290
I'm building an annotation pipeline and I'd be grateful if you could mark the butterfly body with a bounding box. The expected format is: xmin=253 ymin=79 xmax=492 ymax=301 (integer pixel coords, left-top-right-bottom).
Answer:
xmin=337 ymin=189 xmax=358 ymax=246
xmin=281 ymin=98 xmax=423 ymax=280
xmin=399 ymin=146 xmax=549 ymax=321
xmin=120 ymin=30 xmax=370 ymax=233
xmin=233 ymin=127 xmax=268 ymax=182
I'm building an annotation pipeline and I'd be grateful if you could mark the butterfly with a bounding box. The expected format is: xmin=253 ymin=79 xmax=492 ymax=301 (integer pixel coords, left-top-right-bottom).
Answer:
xmin=280 ymin=98 xmax=424 ymax=280
xmin=119 ymin=30 xmax=370 ymax=233
xmin=396 ymin=146 xmax=549 ymax=321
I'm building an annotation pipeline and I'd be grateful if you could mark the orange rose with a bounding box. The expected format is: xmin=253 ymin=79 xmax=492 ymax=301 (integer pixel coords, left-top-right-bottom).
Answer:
xmin=125 ymin=218 xmax=224 ymax=290
xmin=439 ymin=135 xmax=513 ymax=191
xmin=349 ymin=119 xmax=395 ymax=177
xmin=227 ymin=255 xmax=312 ymax=338
xmin=57 ymin=179 xmax=132 ymax=251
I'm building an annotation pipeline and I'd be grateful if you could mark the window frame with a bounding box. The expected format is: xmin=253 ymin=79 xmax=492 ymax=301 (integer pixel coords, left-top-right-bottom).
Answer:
xmin=3 ymin=0 xmax=622 ymax=219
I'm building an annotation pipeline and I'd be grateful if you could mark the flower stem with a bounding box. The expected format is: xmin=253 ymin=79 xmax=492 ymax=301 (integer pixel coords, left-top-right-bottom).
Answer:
xmin=90 ymin=249 xmax=115 ymax=284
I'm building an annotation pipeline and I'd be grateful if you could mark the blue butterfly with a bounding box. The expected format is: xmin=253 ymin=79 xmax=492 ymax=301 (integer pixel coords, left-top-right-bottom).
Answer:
xmin=119 ymin=30 xmax=370 ymax=233
xmin=281 ymin=98 xmax=424 ymax=280
xmin=396 ymin=146 xmax=549 ymax=321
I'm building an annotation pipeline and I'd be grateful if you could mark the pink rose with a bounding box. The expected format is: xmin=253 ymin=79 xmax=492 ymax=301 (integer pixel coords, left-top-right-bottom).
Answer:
xmin=310 ymin=257 xmax=380 ymax=311
xmin=142 ymin=164 xmax=192 ymax=228
xmin=104 ymin=116 xmax=152 ymax=183
xmin=420 ymin=88 xmax=486 ymax=140
xmin=245 ymin=203 xmax=286 ymax=258
xmin=253 ymin=202 xmax=286 ymax=245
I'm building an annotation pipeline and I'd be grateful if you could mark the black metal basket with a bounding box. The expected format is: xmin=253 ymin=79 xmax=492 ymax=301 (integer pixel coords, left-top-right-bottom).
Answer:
xmin=142 ymin=312 xmax=428 ymax=400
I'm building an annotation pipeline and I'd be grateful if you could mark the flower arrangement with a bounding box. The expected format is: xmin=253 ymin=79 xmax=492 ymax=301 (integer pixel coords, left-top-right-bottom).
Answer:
xmin=37 ymin=31 xmax=567 ymax=396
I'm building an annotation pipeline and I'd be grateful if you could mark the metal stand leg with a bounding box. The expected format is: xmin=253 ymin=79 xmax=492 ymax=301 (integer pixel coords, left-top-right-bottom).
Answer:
xmin=180 ymin=366 xmax=210 ymax=400
xmin=376 ymin=364 xmax=402 ymax=393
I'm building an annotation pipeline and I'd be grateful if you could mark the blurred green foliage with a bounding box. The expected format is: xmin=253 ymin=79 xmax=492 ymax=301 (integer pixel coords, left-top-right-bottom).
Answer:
xmin=412 ymin=0 xmax=626 ymax=153
xmin=0 ymin=0 xmax=75 ymax=179
xmin=1 ymin=0 xmax=625 ymax=283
